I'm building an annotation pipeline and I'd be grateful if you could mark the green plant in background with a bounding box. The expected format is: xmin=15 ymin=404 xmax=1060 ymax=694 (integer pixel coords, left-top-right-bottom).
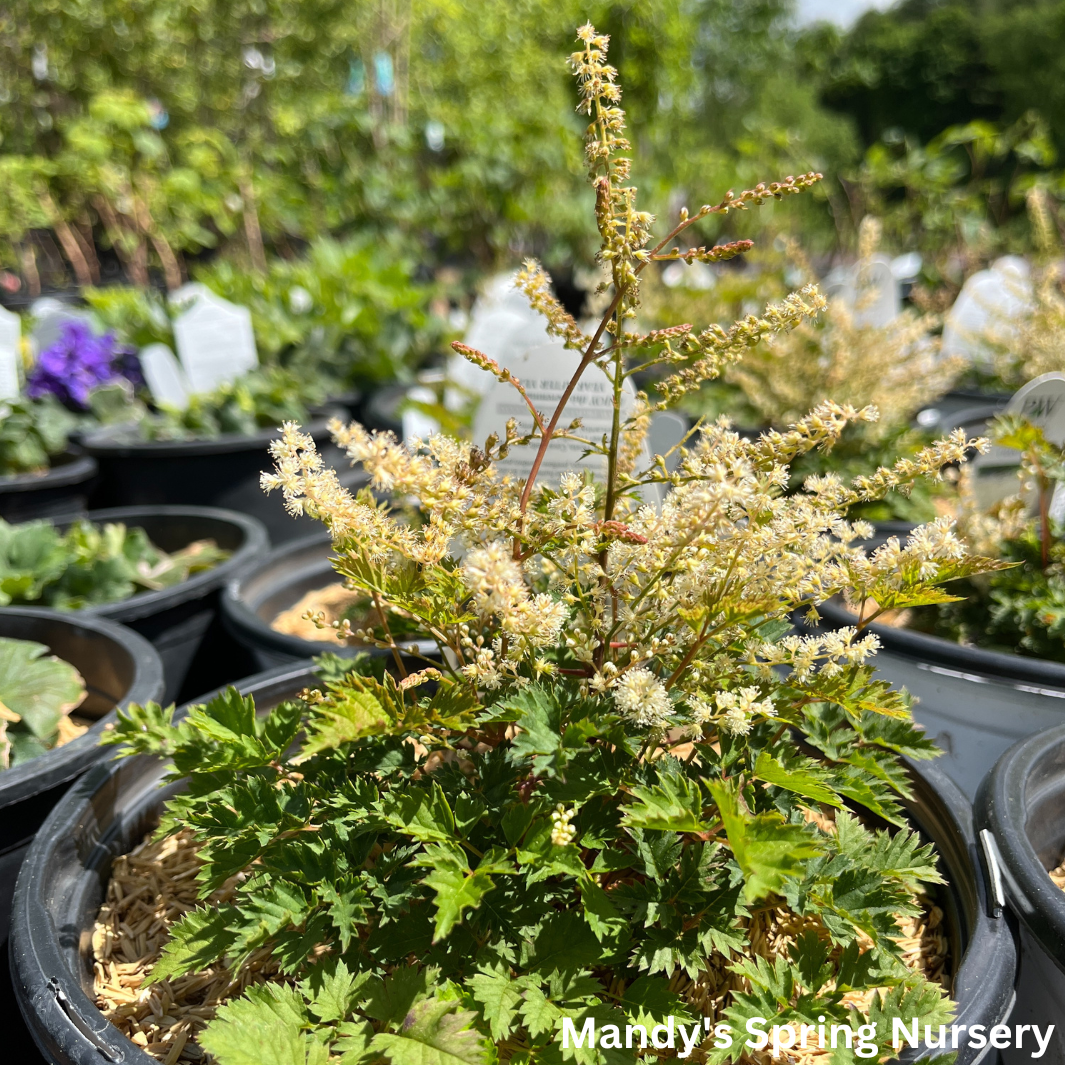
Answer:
xmin=99 ymin=28 xmax=1004 ymax=1064
xmin=903 ymin=415 xmax=1065 ymax=663
xmin=82 ymin=286 xmax=174 ymax=350
xmin=0 ymin=518 xmax=229 ymax=610
xmin=143 ymin=366 xmax=328 ymax=440
xmin=198 ymin=237 xmax=449 ymax=387
xmin=0 ymin=638 xmax=86 ymax=768
xmin=0 ymin=396 xmax=79 ymax=476
xmin=0 ymin=0 xmax=860 ymax=291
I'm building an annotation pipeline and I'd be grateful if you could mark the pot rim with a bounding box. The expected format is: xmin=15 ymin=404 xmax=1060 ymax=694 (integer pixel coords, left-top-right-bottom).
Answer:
xmin=9 ymin=663 xmax=1016 ymax=1065
xmin=0 ymin=452 xmax=97 ymax=494
xmin=813 ymin=597 xmax=1065 ymax=693
xmin=221 ymin=530 xmax=439 ymax=661
xmin=977 ymin=723 xmax=1065 ymax=969
xmin=0 ymin=606 xmax=164 ymax=813
xmin=81 ymin=408 xmax=343 ymax=459
xmin=38 ymin=504 xmax=271 ymax=624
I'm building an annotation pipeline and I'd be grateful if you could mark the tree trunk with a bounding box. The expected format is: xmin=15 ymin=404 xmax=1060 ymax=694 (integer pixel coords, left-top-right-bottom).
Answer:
xmin=93 ymin=195 xmax=148 ymax=288
xmin=73 ymin=216 xmax=101 ymax=284
xmin=19 ymin=241 xmax=40 ymax=297
xmin=37 ymin=189 xmax=93 ymax=287
xmin=238 ymin=173 xmax=267 ymax=272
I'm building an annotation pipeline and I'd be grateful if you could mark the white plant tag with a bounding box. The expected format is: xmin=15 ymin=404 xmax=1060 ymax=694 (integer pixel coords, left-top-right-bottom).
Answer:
xmin=0 ymin=306 xmax=21 ymax=401
xmin=472 ymin=342 xmax=651 ymax=489
xmin=29 ymin=298 xmax=92 ymax=354
xmin=971 ymin=372 xmax=1065 ymax=510
xmin=402 ymin=384 xmax=442 ymax=444
xmin=941 ymin=256 xmax=1032 ymax=369
xmin=822 ymin=256 xmax=900 ymax=328
xmin=172 ymin=292 xmax=257 ymax=394
xmin=140 ymin=343 xmax=191 ymax=410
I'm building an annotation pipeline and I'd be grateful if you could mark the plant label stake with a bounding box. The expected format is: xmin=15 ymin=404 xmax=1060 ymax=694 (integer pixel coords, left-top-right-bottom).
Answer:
xmin=450 ymin=274 xmax=551 ymax=402
xmin=28 ymin=299 xmax=92 ymax=356
xmin=139 ymin=343 xmax=191 ymax=410
xmin=0 ymin=306 xmax=20 ymax=401
xmin=974 ymin=371 xmax=1065 ymax=511
xmin=942 ymin=256 xmax=1033 ymax=369
xmin=472 ymin=340 xmax=651 ymax=487
xmin=172 ymin=292 xmax=258 ymax=394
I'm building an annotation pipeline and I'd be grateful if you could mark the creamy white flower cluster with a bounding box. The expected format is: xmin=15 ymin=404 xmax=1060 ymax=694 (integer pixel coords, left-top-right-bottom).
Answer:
xmin=462 ymin=542 xmax=568 ymax=652
xmin=754 ymin=628 xmax=880 ymax=682
xmin=612 ymin=667 xmax=673 ymax=728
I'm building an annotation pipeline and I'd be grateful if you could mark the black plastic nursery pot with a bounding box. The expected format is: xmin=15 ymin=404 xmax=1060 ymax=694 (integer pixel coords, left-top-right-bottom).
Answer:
xmin=0 ymin=453 xmax=97 ymax=524
xmin=0 ymin=607 xmax=164 ymax=946
xmin=60 ymin=505 xmax=268 ymax=705
xmin=809 ymin=599 xmax=1065 ymax=801
xmin=221 ymin=531 xmax=438 ymax=671
xmin=9 ymin=659 xmax=1016 ymax=1065
xmin=977 ymin=725 xmax=1065 ymax=1064
xmin=81 ymin=411 xmax=365 ymax=544
xmin=10 ymin=661 xmax=315 ymax=1065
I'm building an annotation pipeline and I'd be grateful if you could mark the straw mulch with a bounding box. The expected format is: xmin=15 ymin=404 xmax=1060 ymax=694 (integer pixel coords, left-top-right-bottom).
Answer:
xmin=92 ymin=824 xmax=951 ymax=1065
xmin=91 ymin=830 xmax=280 ymax=1065
xmin=270 ymin=583 xmax=360 ymax=643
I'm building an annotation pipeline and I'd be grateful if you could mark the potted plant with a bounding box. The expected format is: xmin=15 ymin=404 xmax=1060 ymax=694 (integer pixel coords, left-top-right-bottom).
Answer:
xmin=9 ymin=29 xmax=1019 ymax=1063
xmin=3 ymin=505 xmax=268 ymax=702
xmin=220 ymin=531 xmax=439 ymax=671
xmin=0 ymin=606 xmax=164 ymax=942
xmin=807 ymin=414 xmax=1065 ymax=798
xmin=79 ymin=364 xmax=358 ymax=544
xmin=977 ymin=722 xmax=1065 ymax=1065
xmin=649 ymin=220 xmax=963 ymax=529
xmin=0 ymin=395 xmax=97 ymax=523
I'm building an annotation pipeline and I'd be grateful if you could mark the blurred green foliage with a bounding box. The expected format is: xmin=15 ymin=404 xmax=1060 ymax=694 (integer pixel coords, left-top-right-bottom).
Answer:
xmin=0 ymin=0 xmax=855 ymax=292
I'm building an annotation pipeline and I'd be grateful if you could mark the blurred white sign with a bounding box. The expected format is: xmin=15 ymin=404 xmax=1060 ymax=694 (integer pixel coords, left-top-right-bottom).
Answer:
xmin=140 ymin=343 xmax=190 ymax=410
xmin=824 ymin=255 xmax=900 ymax=328
xmin=0 ymin=306 xmax=20 ymax=401
xmin=29 ymin=298 xmax=92 ymax=354
xmin=472 ymin=341 xmax=650 ymax=487
xmin=172 ymin=292 xmax=257 ymax=394
xmin=971 ymin=372 xmax=1065 ymax=511
xmin=942 ymin=256 xmax=1033 ymax=369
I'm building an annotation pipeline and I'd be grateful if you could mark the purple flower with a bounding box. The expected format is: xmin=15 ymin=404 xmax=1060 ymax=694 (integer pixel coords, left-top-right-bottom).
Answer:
xmin=26 ymin=321 xmax=137 ymax=410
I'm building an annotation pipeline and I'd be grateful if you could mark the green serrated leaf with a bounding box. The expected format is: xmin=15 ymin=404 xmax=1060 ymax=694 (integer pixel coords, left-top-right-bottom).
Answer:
xmin=199 ymin=983 xmax=329 ymax=1065
xmin=709 ymin=779 xmax=822 ymax=903
xmin=414 ymin=844 xmax=499 ymax=942
xmin=368 ymin=996 xmax=492 ymax=1065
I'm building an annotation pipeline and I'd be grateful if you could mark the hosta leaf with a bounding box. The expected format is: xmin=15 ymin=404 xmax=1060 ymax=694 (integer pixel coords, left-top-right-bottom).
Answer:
xmin=368 ymin=997 xmax=492 ymax=1065
xmin=199 ymin=984 xmax=330 ymax=1065
xmin=0 ymin=637 xmax=84 ymax=740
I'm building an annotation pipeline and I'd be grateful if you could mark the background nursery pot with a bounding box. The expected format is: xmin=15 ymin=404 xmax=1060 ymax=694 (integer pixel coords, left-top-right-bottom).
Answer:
xmin=9 ymin=663 xmax=1016 ymax=1065
xmin=63 ymin=505 xmax=267 ymax=704
xmin=80 ymin=411 xmax=364 ymax=544
xmin=10 ymin=661 xmax=315 ymax=1065
xmin=0 ymin=607 xmax=163 ymax=946
xmin=977 ymin=724 xmax=1065 ymax=1065
xmin=806 ymin=599 xmax=1065 ymax=799
xmin=221 ymin=531 xmax=438 ymax=670
xmin=0 ymin=454 xmax=97 ymax=524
